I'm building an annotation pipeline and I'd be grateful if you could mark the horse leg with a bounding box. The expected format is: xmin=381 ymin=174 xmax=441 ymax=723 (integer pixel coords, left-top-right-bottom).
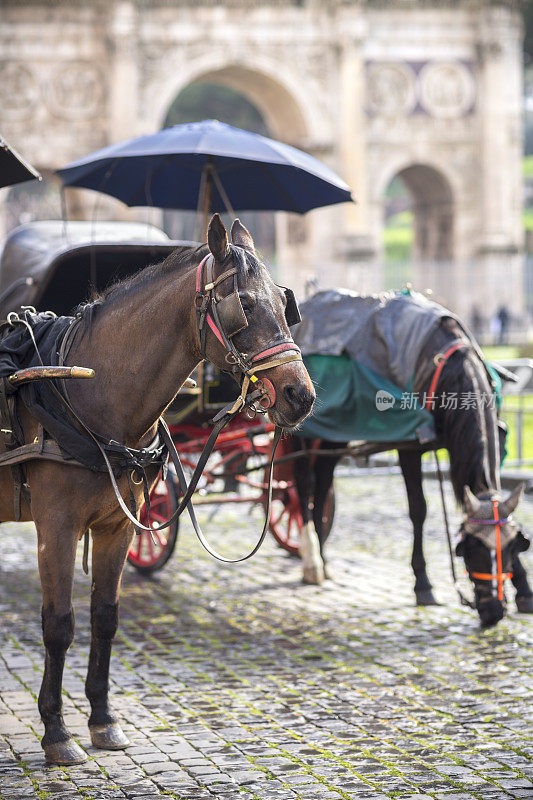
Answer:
xmin=293 ymin=438 xmax=324 ymax=585
xmin=398 ymin=449 xmax=438 ymax=606
xmin=86 ymin=522 xmax=133 ymax=750
xmin=312 ymin=444 xmax=344 ymax=580
xmin=512 ymin=554 xmax=533 ymax=613
xmin=36 ymin=521 xmax=87 ymax=765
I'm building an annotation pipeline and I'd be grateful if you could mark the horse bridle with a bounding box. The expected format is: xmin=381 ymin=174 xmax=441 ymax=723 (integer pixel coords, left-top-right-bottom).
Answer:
xmin=435 ymin=453 xmax=514 ymax=610
xmin=195 ymin=247 xmax=302 ymax=415
xmin=462 ymin=499 xmax=513 ymax=603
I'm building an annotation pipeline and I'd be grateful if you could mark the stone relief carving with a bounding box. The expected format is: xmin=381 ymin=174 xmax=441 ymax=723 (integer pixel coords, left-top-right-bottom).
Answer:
xmin=366 ymin=61 xmax=476 ymax=119
xmin=366 ymin=63 xmax=416 ymax=117
xmin=48 ymin=63 xmax=104 ymax=120
xmin=0 ymin=62 xmax=39 ymax=120
xmin=419 ymin=61 xmax=476 ymax=119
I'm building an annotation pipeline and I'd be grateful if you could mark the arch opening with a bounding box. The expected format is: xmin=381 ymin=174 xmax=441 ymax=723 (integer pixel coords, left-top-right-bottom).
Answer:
xmin=384 ymin=164 xmax=454 ymax=261
xmin=159 ymin=64 xmax=308 ymax=144
xmin=383 ymin=163 xmax=455 ymax=292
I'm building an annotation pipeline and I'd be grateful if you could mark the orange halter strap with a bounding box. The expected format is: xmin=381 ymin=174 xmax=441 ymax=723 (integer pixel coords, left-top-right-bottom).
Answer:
xmin=470 ymin=500 xmax=512 ymax=601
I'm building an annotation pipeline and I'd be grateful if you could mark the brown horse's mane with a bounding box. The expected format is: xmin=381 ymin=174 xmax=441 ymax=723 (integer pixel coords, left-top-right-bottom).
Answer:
xmin=74 ymin=243 xmax=210 ymax=332
xmin=75 ymin=241 xmax=263 ymax=335
xmin=419 ymin=319 xmax=499 ymax=503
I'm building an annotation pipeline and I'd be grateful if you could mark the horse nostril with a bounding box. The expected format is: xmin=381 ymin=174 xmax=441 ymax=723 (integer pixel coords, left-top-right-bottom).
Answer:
xmin=283 ymin=384 xmax=314 ymax=412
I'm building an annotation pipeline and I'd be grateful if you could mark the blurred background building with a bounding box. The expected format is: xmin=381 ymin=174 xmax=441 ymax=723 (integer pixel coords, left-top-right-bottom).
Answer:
xmin=0 ymin=0 xmax=526 ymax=327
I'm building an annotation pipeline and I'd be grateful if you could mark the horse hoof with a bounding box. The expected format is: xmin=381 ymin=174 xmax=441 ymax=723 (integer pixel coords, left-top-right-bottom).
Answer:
xmin=415 ymin=589 xmax=439 ymax=606
xmin=90 ymin=722 xmax=130 ymax=750
xmin=303 ymin=566 xmax=324 ymax=585
xmin=44 ymin=738 xmax=87 ymax=766
xmin=516 ymin=595 xmax=533 ymax=614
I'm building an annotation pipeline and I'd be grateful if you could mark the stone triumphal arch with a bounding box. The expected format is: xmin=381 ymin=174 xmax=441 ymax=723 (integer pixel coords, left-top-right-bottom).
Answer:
xmin=0 ymin=0 xmax=525 ymax=317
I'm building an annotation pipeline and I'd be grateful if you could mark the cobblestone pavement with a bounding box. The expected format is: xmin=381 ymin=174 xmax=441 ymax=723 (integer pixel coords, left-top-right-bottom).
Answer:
xmin=1 ymin=469 xmax=532 ymax=800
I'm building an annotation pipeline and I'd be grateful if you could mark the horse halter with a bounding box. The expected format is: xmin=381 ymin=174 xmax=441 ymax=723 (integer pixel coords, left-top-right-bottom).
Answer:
xmin=195 ymin=248 xmax=303 ymax=414
xmin=464 ymin=499 xmax=513 ymax=602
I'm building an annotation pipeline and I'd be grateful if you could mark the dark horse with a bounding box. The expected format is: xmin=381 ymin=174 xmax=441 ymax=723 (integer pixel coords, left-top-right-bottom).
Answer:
xmin=293 ymin=315 xmax=532 ymax=627
xmin=0 ymin=215 xmax=314 ymax=765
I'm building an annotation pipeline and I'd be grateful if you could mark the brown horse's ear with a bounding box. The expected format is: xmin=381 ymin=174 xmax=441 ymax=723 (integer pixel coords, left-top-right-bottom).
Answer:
xmin=208 ymin=213 xmax=230 ymax=262
xmin=231 ymin=219 xmax=255 ymax=253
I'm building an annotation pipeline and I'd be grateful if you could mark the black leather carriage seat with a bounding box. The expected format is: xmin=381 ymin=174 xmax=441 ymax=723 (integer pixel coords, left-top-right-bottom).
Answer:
xmin=0 ymin=220 xmax=195 ymax=318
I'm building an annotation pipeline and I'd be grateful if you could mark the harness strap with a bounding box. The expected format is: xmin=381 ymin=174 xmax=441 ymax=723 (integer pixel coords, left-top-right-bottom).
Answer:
xmin=251 ymin=343 xmax=300 ymax=362
xmin=455 ymin=498 xmax=513 ymax=604
xmin=206 ymin=313 xmax=224 ymax=345
xmin=161 ymin=422 xmax=284 ymax=563
xmin=435 ymin=450 xmax=476 ymax=609
xmin=0 ymin=376 xmax=31 ymax=520
xmin=425 ymin=340 xmax=468 ymax=411
xmin=470 ymin=571 xmax=513 ymax=582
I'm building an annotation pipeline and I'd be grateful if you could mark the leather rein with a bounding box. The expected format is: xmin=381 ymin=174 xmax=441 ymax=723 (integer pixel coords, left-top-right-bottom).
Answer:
xmin=10 ymin=250 xmax=304 ymax=564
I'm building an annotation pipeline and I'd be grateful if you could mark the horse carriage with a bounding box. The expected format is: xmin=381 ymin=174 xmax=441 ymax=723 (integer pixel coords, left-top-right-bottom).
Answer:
xmin=0 ymin=220 xmax=309 ymax=572
xmin=0 ymin=221 xmax=528 ymax=604
xmin=1 ymin=222 xmax=530 ymax=619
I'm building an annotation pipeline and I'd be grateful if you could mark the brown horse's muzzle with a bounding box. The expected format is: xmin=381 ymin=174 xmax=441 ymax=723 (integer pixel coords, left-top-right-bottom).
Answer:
xmin=265 ymin=360 xmax=315 ymax=427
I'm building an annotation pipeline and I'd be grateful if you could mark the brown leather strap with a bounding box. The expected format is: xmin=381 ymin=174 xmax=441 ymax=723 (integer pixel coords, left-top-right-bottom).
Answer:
xmin=0 ymin=377 xmax=29 ymax=519
xmin=0 ymin=426 xmax=87 ymax=469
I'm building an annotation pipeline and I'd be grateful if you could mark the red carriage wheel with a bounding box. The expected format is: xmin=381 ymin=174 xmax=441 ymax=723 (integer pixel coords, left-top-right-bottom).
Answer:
xmin=262 ymin=431 xmax=337 ymax=555
xmin=127 ymin=473 xmax=180 ymax=574
xmin=262 ymin=436 xmax=303 ymax=555
xmin=266 ymin=484 xmax=304 ymax=555
xmin=266 ymin=483 xmax=335 ymax=555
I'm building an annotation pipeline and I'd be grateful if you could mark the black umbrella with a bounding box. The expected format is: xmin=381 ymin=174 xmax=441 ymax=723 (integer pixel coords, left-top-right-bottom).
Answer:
xmin=0 ymin=136 xmax=41 ymax=189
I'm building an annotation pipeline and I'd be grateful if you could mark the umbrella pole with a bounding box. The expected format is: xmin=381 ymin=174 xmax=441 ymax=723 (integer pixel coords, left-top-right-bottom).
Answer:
xmin=202 ymin=170 xmax=212 ymax=242
xmin=211 ymin=166 xmax=235 ymax=220
xmin=196 ymin=163 xmax=234 ymax=241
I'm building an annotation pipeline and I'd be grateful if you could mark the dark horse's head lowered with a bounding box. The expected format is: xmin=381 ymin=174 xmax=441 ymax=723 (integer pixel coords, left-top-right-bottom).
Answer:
xmin=198 ymin=214 xmax=315 ymax=428
xmin=456 ymin=485 xmax=530 ymax=627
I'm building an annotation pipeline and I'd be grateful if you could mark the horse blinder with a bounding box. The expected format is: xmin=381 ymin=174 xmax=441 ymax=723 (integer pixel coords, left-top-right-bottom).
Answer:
xmin=215 ymin=287 xmax=301 ymax=337
xmin=215 ymin=292 xmax=248 ymax=337
xmin=283 ymin=287 xmax=301 ymax=327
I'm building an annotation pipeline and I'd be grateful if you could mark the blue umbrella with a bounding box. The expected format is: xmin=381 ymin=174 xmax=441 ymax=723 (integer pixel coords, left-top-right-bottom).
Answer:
xmin=56 ymin=120 xmax=353 ymax=220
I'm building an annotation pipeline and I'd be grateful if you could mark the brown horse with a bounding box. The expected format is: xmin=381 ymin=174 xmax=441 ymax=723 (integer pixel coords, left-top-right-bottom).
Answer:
xmin=0 ymin=214 xmax=315 ymax=765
